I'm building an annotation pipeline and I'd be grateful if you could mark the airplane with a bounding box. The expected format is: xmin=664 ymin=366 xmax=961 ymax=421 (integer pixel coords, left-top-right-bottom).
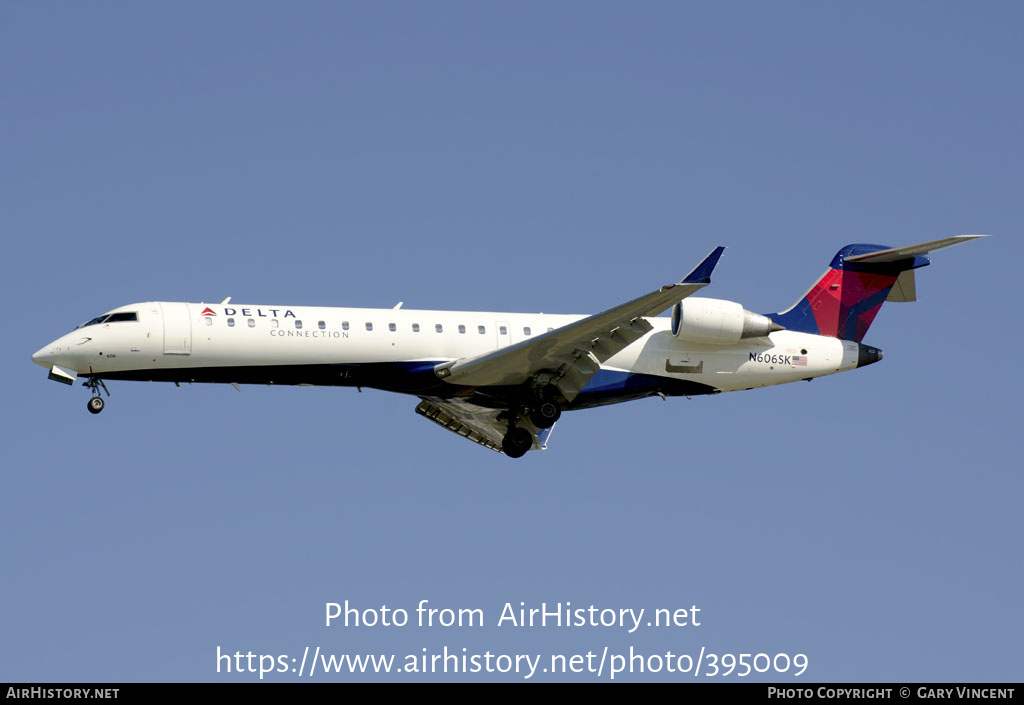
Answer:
xmin=32 ymin=235 xmax=986 ymax=458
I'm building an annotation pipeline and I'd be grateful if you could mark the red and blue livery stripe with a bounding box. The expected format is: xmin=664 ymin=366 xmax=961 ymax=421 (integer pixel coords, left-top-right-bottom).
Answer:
xmin=769 ymin=244 xmax=929 ymax=342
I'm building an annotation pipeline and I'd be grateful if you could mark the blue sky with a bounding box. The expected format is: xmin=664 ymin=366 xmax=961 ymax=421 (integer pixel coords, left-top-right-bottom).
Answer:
xmin=2 ymin=2 xmax=1021 ymax=682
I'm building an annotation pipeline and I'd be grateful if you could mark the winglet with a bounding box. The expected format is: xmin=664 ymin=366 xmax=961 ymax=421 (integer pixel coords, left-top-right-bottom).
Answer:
xmin=682 ymin=246 xmax=726 ymax=284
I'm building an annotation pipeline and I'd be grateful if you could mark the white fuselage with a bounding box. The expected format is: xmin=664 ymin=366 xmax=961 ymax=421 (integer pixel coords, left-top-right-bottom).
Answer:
xmin=32 ymin=300 xmax=862 ymax=406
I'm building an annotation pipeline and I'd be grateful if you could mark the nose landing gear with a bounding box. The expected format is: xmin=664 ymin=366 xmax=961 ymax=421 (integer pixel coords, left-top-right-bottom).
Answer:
xmin=83 ymin=376 xmax=109 ymax=414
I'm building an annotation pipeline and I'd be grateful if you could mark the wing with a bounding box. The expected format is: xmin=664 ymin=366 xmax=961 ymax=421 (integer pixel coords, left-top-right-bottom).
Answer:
xmin=415 ymin=397 xmax=554 ymax=453
xmin=433 ymin=246 xmax=725 ymax=402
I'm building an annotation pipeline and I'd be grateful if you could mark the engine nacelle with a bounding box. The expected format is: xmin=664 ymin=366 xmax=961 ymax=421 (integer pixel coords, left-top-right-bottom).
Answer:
xmin=671 ymin=298 xmax=782 ymax=345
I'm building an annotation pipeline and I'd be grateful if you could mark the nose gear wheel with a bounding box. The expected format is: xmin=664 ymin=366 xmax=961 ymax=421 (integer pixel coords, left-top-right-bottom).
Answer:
xmin=83 ymin=375 xmax=109 ymax=414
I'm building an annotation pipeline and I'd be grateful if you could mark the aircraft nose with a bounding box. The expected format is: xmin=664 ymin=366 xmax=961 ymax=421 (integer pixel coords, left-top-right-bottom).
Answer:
xmin=32 ymin=345 xmax=53 ymax=368
xmin=32 ymin=337 xmax=70 ymax=369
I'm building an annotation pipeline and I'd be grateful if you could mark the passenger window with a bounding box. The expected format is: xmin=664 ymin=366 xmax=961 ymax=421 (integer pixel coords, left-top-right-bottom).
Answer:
xmin=478 ymin=325 xmax=486 ymax=334
xmin=435 ymin=324 xmax=443 ymax=333
xmin=318 ymin=320 xmax=326 ymax=330
xmin=500 ymin=326 xmax=507 ymax=335
xmin=295 ymin=320 xmax=303 ymax=329
xmin=247 ymin=319 xmax=255 ymax=328
xmin=271 ymin=319 xmax=279 ymax=328
xmin=458 ymin=324 xmax=466 ymax=334
xmin=412 ymin=323 xmax=420 ymax=332
xmin=524 ymin=326 xmax=531 ymax=336
xmin=365 ymin=322 xmax=373 ymax=331
xmin=227 ymin=318 xmax=235 ymax=327
xmin=342 ymin=321 xmax=349 ymax=331
xmin=389 ymin=323 xmax=396 ymax=332
xmin=204 ymin=318 xmax=213 ymax=327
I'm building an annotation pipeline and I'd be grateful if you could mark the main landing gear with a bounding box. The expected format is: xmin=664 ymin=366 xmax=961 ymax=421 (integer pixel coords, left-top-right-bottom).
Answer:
xmin=501 ymin=388 xmax=563 ymax=458
xmin=528 ymin=396 xmax=561 ymax=429
xmin=83 ymin=376 xmax=109 ymax=414
xmin=501 ymin=426 xmax=533 ymax=459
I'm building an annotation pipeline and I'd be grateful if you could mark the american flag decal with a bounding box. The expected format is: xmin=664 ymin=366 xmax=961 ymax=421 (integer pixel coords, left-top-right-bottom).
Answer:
xmin=792 ymin=355 xmax=808 ymax=366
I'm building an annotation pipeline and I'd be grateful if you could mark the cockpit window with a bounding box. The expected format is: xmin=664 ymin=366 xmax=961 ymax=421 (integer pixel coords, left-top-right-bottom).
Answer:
xmin=80 ymin=315 xmax=109 ymax=328
xmin=78 ymin=311 xmax=138 ymax=328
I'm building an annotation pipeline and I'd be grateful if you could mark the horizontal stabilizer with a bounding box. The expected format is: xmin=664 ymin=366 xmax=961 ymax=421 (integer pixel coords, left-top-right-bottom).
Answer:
xmin=844 ymin=235 xmax=989 ymax=264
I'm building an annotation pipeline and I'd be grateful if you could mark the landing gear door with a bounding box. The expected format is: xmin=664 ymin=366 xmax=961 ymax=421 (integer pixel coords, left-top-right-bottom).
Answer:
xmin=160 ymin=302 xmax=192 ymax=355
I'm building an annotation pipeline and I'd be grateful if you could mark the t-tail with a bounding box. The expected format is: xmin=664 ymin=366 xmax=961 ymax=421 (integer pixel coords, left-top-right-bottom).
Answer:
xmin=768 ymin=235 xmax=988 ymax=342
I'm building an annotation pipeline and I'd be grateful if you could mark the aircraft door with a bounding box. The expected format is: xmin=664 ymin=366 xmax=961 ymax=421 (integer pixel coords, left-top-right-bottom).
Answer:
xmin=160 ymin=302 xmax=192 ymax=355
